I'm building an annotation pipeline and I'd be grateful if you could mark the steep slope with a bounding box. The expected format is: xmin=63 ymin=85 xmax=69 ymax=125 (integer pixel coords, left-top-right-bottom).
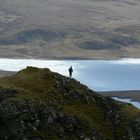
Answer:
xmin=0 ymin=67 xmax=140 ymax=139
xmin=0 ymin=0 xmax=140 ymax=59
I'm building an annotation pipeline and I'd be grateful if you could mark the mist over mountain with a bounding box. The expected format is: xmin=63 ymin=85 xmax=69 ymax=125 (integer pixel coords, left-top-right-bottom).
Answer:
xmin=0 ymin=0 xmax=140 ymax=59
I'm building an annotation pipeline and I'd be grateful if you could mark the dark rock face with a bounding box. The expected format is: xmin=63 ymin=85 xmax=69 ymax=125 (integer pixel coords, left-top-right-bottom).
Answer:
xmin=0 ymin=96 xmax=101 ymax=140
xmin=0 ymin=67 xmax=140 ymax=140
xmin=0 ymin=88 xmax=17 ymax=102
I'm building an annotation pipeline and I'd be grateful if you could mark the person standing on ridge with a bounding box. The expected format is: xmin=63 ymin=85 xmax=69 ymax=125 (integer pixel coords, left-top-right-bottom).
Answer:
xmin=68 ymin=66 xmax=73 ymax=78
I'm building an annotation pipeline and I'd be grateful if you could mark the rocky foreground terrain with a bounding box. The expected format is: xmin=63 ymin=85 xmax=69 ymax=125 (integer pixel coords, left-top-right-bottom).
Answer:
xmin=0 ymin=67 xmax=139 ymax=139
xmin=0 ymin=0 xmax=140 ymax=59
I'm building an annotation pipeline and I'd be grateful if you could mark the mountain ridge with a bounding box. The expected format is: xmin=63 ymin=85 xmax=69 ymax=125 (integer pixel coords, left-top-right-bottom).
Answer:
xmin=0 ymin=66 xmax=140 ymax=139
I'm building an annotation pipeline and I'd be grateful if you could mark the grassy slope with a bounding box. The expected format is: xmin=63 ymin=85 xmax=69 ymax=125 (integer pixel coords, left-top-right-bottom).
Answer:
xmin=0 ymin=0 xmax=140 ymax=59
xmin=0 ymin=67 xmax=139 ymax=139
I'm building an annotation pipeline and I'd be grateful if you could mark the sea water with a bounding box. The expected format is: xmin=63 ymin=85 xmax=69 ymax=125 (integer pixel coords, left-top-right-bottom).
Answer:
xmin=112 ymin=97 xmax=140 ymax=109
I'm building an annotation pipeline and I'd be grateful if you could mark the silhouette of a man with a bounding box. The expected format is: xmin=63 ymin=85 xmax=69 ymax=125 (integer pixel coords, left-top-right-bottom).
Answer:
xmin=68 ymin=66 xmax=73 ymax=78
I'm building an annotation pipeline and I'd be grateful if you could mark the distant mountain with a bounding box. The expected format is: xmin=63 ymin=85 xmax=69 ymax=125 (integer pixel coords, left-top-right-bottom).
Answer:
xmin=0 ymin=67 xmax=140 ymax=139
xmin=0 ymin=0 xmax=140 ymax=59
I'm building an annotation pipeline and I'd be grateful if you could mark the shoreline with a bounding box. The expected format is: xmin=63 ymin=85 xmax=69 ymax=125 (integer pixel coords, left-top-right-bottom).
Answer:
xmin=100 ymin=91 xmax=140 ymax=102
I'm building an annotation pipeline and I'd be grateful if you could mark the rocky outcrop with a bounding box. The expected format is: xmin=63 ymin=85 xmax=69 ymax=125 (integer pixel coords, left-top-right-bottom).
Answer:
xmin=0 ymin=95 xmax=101 ymax=140
xmin=0 ymin=67 xmax=139 ymax=140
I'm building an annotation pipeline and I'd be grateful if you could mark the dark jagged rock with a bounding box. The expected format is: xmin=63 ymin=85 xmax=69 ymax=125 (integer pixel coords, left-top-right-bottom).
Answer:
xmin=0 ymin=67 xmax=139 ymax=140
xmin=0 ymin=98 xmax=101 ymax=140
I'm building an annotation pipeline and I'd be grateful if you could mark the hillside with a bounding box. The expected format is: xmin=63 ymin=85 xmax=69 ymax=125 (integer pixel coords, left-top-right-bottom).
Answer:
xmin=0 ymin=70 xmax=15 ymax=77
xmin=0 ymin=67 xmax=140 ymax=139
xmin=0 ymin=0 xmax=140 ymax=59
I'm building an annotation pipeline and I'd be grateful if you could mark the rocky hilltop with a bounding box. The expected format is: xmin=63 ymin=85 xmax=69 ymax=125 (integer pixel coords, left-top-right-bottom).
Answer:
xmin=0 ymin=67 xmax=140 ymax=140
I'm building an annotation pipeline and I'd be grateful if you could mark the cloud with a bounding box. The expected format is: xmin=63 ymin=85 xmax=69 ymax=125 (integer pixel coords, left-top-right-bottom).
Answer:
xmin=108 ymin=58 xmax=140 ymax=65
